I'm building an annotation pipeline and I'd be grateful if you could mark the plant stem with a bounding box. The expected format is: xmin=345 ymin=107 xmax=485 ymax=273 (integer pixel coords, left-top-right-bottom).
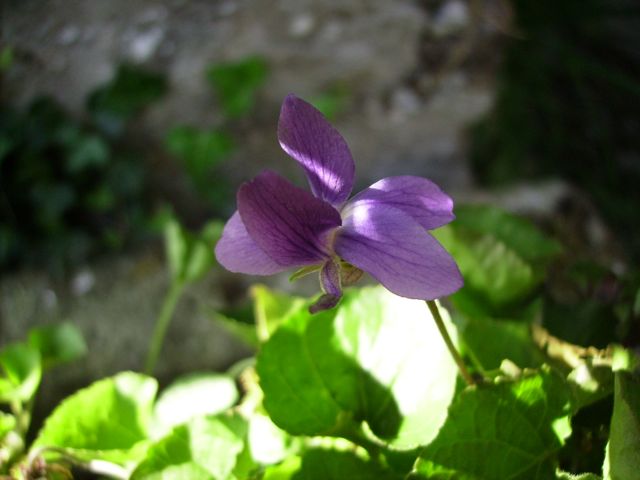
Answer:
xmin=426 ymin=300 xmax=475 ymax=386
xmin=144 ymin=280 xmax=185 ymax=375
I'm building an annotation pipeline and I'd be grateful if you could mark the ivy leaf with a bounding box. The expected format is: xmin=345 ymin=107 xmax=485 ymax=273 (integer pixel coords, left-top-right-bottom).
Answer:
xmin=206 ymin=56 xmax=268 ymax=118
xmin=27 ymin=323 xmax=87 ymax=369
xmin=0 ymin=343 xmax=41 ymax=403
xmin=412 ymin=367 xmax=573 ymax=479
xmin=33 ymin=372 xmax=157 ymax=464
xmin=152 ymin=372 xmax=238 ymax=435
xmin=603 ymin=371 xmax=640 ymax=479
xmin=257 ymin=286 xmax=459 ymax=449
xmin=130 ymin=414 xmax=248 ymax=480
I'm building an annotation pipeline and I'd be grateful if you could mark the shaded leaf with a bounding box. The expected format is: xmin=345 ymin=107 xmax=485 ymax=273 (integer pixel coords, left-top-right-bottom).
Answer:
xmin=412 ymin=367 xmax=572 ymax=479
xmin=603 ymin=371 xmax=640 ymax=480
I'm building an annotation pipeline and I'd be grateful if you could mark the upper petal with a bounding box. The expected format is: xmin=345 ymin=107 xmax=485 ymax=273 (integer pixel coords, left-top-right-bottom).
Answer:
xmin=238 ymin=170 xmax=342 ymax=267
xmin=348 ymin=176 xmax=455 ymax=230
xmin=215 ymin=211 xmax=289 ymax=275
xmin=278 ymin=94 xmax=355 ymax=206
xmin=334 ymin=201 xmax=463 ymax=300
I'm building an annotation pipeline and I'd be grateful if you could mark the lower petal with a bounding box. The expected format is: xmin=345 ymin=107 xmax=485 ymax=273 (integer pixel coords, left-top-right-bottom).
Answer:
xmin=334 ymin=202 xmax=463 ymax=300
xmin=215 ymin=211 xmax=289 ymax=275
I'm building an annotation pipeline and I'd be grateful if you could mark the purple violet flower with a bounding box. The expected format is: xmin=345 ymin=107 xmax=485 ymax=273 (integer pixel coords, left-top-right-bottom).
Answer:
xmin=215 ymin=94 xmax=463 ymax=312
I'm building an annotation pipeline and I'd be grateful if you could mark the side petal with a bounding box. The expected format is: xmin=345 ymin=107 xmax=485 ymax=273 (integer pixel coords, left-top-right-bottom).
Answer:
xmin=278 ymin=94 xmax=355 ymax=206
xmin=215 ymin=211 xmax=288 ymax=275
xmin=238 ymin=170 xmax=342 ymax=267
xmin=334 ymin=201 xmax=463 ymax=300
xmin=348 ymin=176 xmax=455 ymax=230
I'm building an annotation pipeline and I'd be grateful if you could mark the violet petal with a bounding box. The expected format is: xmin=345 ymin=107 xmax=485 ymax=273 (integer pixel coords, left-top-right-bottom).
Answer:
xmin=238 ymin=170 xmax=341 ymax=267
xmin=334 ymin=201 xmax=463 ymax=300
xmin=309 ymin=259 xmax=343 ymax=313
xmin=278 ymin=94 xmax=355 ymax=206
xmin=214 ymin=211 xmax=288 ymax=275
xmin=348 ymin=176 xmax=455 ymax=230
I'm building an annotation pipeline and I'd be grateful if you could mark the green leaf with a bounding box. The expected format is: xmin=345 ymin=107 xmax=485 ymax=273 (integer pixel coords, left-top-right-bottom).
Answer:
xmin=152 ymin=373 xmax=238 ymax=435
xmin=164 ymin=217 xmax=189 ymax=281
xmin=603 ymin=371 xmax=640 ymax=480
xmin=456 ymin=315 xmax=545 ymax=371
xmin=87 ymin=64 xmax=167 ymax=136
xmin=206 ymin=56 xmax=268 ymax=118
xmin=454 ymin=205 xmax=562 ymax=263
xmin=0 ymin=411 xmax=16 ymax=439
xmin=252 ymin=285 xmax=306 ymax=342
xmin=65 ymin=134 xmax=110 ymax=173
xmin=164 ymin=218 xmax=222 ymax=284
xmin=166 ymin=126 xmax=234 ymax=188
xmin=556 ymin=472 xmax=602 ymax=480
xmin=183 ymin=221 xmax=223 ymax=283
xmin=248 ymin=413 xmax=295 ymax=465
xmin=257 ymin=286 xmax=459 ymax=449
xmin=131 ymin=414 xmax=248 ymax=480
xmin=435 ymin=204 xmax=561 ymax=312
xmin=28 ymin=323 xmax=87 ymax=369
xmin=263 ymin=447 xmax=402 ymax=480
xmin=412 ymin=367 xmax=573 ymax=479
xmin=33 ymin=372 xmax=157 ymax=464
xmin=0 ymin=343 xmax=42 ymax=403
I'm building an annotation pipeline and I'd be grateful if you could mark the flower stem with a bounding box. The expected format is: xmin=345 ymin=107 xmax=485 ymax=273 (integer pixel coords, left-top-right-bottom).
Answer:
xmin=144 ymin=280 xmax=185 ymax=375
xmin=426 ymin=300 xmax=475 ymax=386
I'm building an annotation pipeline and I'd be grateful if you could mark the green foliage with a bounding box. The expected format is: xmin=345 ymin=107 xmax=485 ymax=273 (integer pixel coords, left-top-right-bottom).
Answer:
xmin=206 ymin=56 xmax=268 ymax=118
xmin=164 ymin=216 xmax=223 ymax=284
xmin=87 ymin=64 xmax=167 ymax=137
xmin=603 ymin=371 xmax=640 ymax=479
xmin=434 ymin=204 xmax=561 ymax=314
xmin=131 ymin=414 xmax=248 ymax=480
xmin=27 ymin=323 xmax=87 ymax=369
xmin=257 ymin=287 xmax=458 ymax=449
xmin=152 ymin=373 xmax=238 ymax=434
xmin=412 ymin=368 xmax=573 ymax=479
xmin=166 ymin=126 xmax=235 ymax=205
xmin=0 ymin=343 xmax=41 ymax=403
xmin=34 ymin=372 xmax=157 ymax=464
xmin=0 ymin=68 xmax=160 ymax=271
xmin=469 ymin=0 xmax=640 ymax=259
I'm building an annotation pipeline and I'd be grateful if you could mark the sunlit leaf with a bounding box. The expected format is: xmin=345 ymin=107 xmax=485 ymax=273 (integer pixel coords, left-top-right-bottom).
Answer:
xmin=152 ymin=372 xmax=238 ymax=435
xmin=0 ymin=411 xmax=15 ymax=439
xmin=257 ymin=286 xmax=459 ymax=449
xmin=131 ymin=414 xmax=248 ymax=480
xmin=0 ymin=343 xmax=41 ymax=403
xmin=34 ymin=372 xmax=157 ymax=464
xmin=28 ymin=323 xmax=87 ymax=369
xmin=252 ymin=285 xmax=306 ymax=342
xmin=412 ymin=367 xmax=573 ymax=479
